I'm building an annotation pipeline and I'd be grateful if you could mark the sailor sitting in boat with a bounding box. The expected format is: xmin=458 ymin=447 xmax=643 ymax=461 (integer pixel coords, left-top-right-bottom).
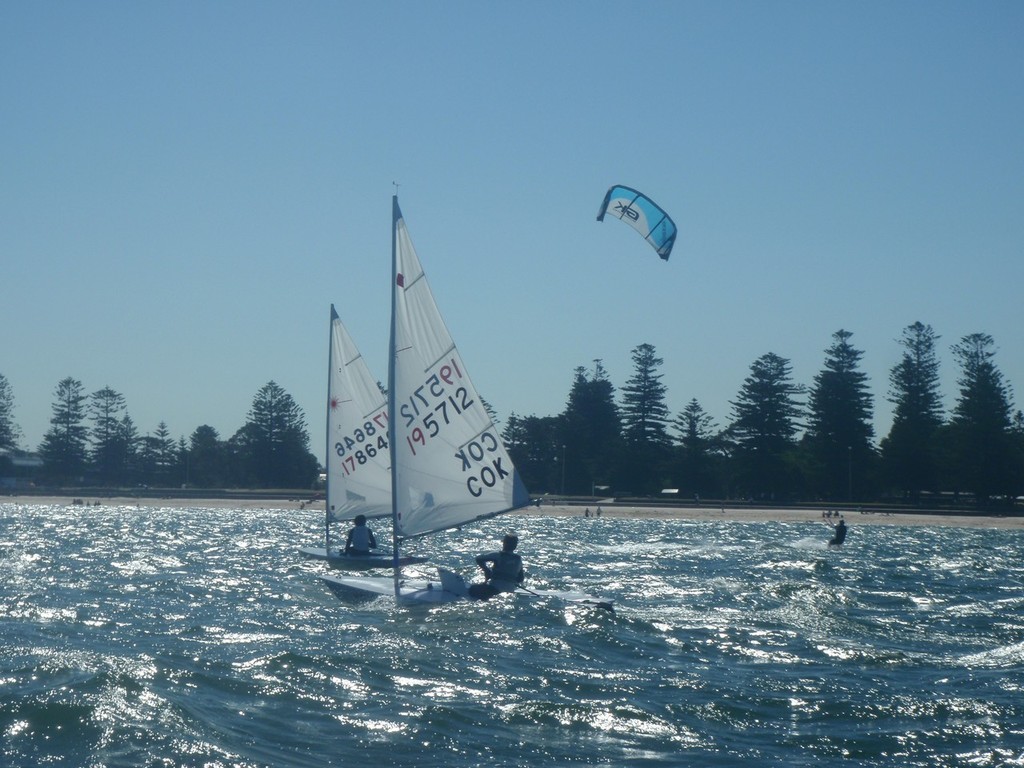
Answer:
xmin=344 ymin=514 xmax=377 ymax=556
xmin=469 ymin=533 xmax=525 ymax=600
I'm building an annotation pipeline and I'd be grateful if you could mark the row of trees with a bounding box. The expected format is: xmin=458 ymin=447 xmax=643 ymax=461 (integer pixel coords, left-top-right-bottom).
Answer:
xmin=501 ymin=324 xmax=1023 ymax=506
xmin=0 ymin=376 xmax=318 ymax=490
xmin=2 ymin=322 xmax=1022 ymax=505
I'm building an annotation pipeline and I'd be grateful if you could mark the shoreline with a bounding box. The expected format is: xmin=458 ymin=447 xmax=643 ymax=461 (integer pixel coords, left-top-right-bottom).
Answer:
xmin=518 ymin=503 xmax=1024 ymax=530
xmin=3 ymin=495 xmax=1022 ymax=529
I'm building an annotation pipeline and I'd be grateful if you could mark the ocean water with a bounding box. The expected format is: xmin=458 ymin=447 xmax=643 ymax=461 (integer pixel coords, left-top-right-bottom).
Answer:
xmin=1 ymin=502 xmax=1022 ymax=768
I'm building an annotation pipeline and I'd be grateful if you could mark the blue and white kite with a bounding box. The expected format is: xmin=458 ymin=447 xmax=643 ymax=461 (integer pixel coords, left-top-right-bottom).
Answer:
xmin=596 ymin=184 xmax=677 ymax=261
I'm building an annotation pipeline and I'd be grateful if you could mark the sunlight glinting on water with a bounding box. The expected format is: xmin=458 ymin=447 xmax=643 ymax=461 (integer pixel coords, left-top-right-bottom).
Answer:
xmin=1 ymin=502 xmax=1023 ymax=766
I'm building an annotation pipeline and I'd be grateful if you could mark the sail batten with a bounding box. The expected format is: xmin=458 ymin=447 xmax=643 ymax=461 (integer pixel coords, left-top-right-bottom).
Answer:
xmin=455 ymin=426 xmax=502 ymax=451
xmin=396 ymin=505 xmax=523 ymax=542
xmin=428 ymin=344 xmax=458 ymax=369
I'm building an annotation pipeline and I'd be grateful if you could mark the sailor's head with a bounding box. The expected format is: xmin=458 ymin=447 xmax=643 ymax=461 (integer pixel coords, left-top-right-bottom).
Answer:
xmin=354 ymin=514 xmax=367 ymax=526
xmin=502 ymin=533 xmax=519 ymax=552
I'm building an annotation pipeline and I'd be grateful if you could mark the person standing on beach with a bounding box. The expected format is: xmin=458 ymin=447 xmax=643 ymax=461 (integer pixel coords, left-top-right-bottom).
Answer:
xmin=828 ymin=517 xmax=848 ymax=547
xmin=344 ymin=514 xmax=377 ymax=556
xmin=469 ymin=533 xmax=524 ymax=600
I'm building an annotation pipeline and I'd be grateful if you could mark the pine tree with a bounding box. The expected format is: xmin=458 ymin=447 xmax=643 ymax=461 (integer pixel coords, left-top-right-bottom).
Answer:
xmin=0 ymin=373 xmax=21 ymax=452
xmin=39 ymin=377 xmax=90 ymax=483
xmin=89 ymin=386 xmax=128 ymax=485
xmin=946 ymin=333 xmax=1015 ymax=503
xmin=236 ymin=381 xmax=317 ymax=488
xmin=152 ymin=421 xmax=178 ymax=485
xmin=671 ymin=398 xmax=723 ymax=499
xmin=620 ymin=345 xmax=671 ymax=448
xmin=880 ymin=322 xmax=944 ymax=499
xmin=501 ymin=413 xmax=528 ymax=457
xmin=503 ymin=412 xmax=562 ymax=494
xmin=1011 ymin=410 xmax=1024 ymax=501
xmin=136 ymin=433 xmax=162 ymax=486
xmin=673 ymin=399 xmax=719 ymax=451
xmin=619 ymin=344 xmax=671 ymax=494
xmin=119 ymin=415 xmax=140 ymax=485
xmin=189 ymin=425 xmax=226 ymax=488
xmin=560 ymin=361 xmax=622 ymax=495
xmin=728 ymin=352 xmax=805 ymax=500
xmin=175 ymin=436 xmax=189 ymax=487
xmin=803 ymin=329 xmax=875 ymax=501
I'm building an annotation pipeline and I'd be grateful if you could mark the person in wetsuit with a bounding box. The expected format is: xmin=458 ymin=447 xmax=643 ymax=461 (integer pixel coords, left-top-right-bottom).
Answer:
xmin=344 ymin=514 xmax=377 ymax=556
xmin=468 ymin=533 xmax=524 ymax=600
xmin=828 ymin=517 xmax=848 ymax=547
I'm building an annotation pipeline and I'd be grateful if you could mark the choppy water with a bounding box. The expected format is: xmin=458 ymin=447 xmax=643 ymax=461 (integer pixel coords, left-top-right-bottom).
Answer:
xmin=1 ymin=502 xmax=1022 ymax=767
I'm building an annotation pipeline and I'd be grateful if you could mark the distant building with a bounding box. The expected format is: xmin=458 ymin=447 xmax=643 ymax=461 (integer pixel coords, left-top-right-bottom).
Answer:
xmin=0 ymin=449 xmax=44 ymax=489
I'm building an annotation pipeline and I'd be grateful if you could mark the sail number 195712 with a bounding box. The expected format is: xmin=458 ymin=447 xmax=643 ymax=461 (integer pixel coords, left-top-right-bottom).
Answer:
xmin=402 ymin=358 xmax=472 ymax=456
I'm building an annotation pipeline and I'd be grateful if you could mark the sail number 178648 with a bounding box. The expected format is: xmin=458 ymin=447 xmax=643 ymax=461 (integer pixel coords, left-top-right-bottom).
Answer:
xmin=334 ymin=411 xmax=388 ymax=475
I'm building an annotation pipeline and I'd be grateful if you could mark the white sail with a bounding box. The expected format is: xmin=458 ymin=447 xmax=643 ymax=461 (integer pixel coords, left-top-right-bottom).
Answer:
xmin=319 ymin=199 xmax=611 ymax=610
xmin=325 ymin=305 xmax=391 ymax=528
xmin=389 ymin=197 xmax=529 ymax=540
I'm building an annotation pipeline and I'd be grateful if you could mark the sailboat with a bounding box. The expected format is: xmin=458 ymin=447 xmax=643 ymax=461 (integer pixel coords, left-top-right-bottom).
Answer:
xmin=299 ymin=305 xmax=427 ymax=570
xmin=321 ymin=197 xmax=612 ymax=610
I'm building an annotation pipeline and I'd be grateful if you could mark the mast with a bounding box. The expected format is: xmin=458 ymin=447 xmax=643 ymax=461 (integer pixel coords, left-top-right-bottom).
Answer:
xmin=324 ymin=304 xmax=337 ymax=554
xmin=388 ymin=196 xmax=402 ymax=599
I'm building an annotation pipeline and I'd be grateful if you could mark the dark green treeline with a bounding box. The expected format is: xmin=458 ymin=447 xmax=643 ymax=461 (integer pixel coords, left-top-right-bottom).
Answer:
xmin=1 ymin=323 xmax=1022 ymax=504
xmin=502 ymin=325 xmax=1024 ymax=508
xmin=0 ymin=378 xmax=318 ymax=491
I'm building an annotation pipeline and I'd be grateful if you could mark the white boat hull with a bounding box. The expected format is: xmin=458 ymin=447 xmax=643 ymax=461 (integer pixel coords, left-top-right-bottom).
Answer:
xmin=320 ymin=571 xmax=464 ymax=603
xmin=298 ymin=546 xmax=428 ymax=570
xmin=320 ymin=568 xmax=614 ymax=610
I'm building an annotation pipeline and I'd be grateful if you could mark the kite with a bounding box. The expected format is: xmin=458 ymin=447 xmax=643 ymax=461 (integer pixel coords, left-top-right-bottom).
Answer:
xmin=596 ymin=184 xmax=677 ymax=261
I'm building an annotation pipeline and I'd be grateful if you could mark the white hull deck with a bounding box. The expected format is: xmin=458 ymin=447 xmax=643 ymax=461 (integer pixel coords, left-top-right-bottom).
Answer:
xmin=299 ymin=546 xmax=428 ymax=570
xmin=320 ymin=568 xmax=614 ymax=610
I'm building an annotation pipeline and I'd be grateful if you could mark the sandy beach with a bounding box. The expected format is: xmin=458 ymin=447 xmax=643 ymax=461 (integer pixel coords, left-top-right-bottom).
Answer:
xmin=0 ymin=494 xmax=322 ymax=512
xmin=3 ymin=494 xmax=1022 ymax=530
xmin=521 ymin=502 xmax=1024 ymax=530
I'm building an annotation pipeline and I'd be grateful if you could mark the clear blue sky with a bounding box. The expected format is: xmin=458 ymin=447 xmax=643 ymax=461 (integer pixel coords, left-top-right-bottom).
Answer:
xmin=3 ymin=2 xmax=1022 ymax=465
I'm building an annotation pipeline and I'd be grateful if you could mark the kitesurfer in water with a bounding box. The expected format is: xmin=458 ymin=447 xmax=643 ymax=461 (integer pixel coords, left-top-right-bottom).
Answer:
xmin=468 ymin=533 xmax=524 ymax=600
xmin=344 ymin=514 xmax=377 ymax=556
xmin=828 ymin=517 xmax=848 ymax=547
